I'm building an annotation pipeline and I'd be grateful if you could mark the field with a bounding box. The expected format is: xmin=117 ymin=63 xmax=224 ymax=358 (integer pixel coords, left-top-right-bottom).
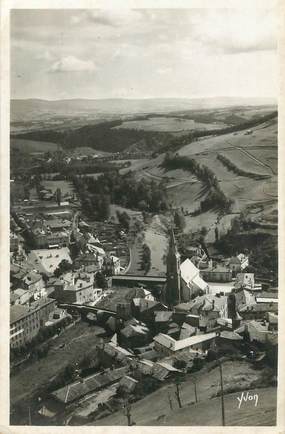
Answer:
xmin=10 ymin=138 xmax=61 ymax=154
xmin=126 ymin=115 xmax=277 ymax=237
xmin=41 ymin=180 xmax=75 ymax=196
xmin=114 ymin=116 xmax=226 ymax=132
xmin=144 ymin=215 xmax=168 ymax=276
xmin=94 ymin=359 xmax=276 ymax=426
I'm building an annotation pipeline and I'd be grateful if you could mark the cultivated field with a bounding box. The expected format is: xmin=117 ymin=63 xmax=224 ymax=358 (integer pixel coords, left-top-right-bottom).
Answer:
xmin=114 ymin=116 xmax=226 ymax=132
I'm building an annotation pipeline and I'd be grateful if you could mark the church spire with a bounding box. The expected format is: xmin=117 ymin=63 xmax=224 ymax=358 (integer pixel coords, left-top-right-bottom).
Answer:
xmin=165 ymin=228 xmax=181 ymax=307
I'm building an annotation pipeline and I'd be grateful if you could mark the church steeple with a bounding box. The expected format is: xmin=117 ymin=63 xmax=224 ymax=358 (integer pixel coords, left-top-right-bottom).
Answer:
xmin=165 ymin=228 xmax=181 ymax=307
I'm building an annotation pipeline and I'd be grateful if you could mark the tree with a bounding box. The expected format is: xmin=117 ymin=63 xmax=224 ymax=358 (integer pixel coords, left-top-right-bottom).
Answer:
xmin=54 ymin=259 xmax=73 ymax=277
xmin=174 ymin=210 xmax=186 ymax=231
xmin=56 ymin=187 xmax=62 ymax=206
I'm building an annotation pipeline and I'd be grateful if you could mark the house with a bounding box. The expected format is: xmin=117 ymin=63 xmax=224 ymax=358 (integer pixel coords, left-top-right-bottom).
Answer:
xmin=239 ymin=302 xmax=278 ymax=320
xmin=12 ymin=270 xmax=45 ymax=293
xmin=131 ymin=299 xmax=167 ymax=324
xmin=47 ymin=366 xmax=128 ymax=412
xmin=246 ymin=320 xmax=278 ymax=345
xmin=228 ymin=254 xmax=249 ymax=274
xmin=119 ymin=375 xmax=138 ymax=393
xmin=74 ymin=253 xmax=101 ymax=271
xmin=234 ymin=289 xmax=256 ymax=311
xmin=52 ymin=272 xmax=101 ymax=304
xmin=179 ymin=322 xmax=196 ymax=340
xmin=11 ymin=288 xmax=31 ymax=305
xmin=175 ymin=294 xmax=228 ymax=320
xmin=10 ymin=297 xmax=56 ymax=349
xmin=152 ymin=361 xmax=181 ymax=381
xmin=103 ymin=340 xmax=135 ymax=363
xmin=153 ymin=332 xmax=216 ymax=355
xmin=235 ymin=273 xmax=255 ymax=291
xmin=119 ymin=321 xmax=150 ymax=349
xmin=154 ymin=311 xmax=173 ymax=333
xmin=200 ymin=265 xmax=232 ymax=283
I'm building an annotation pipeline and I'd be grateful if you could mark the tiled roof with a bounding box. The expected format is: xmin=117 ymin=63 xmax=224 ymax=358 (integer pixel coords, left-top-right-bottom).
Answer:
xmin=51 ymin=367 xmax=128 ymax=404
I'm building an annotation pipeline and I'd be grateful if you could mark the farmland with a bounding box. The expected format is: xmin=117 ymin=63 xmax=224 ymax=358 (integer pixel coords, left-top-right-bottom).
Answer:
xmin=126 ymin=113 xmax=277 ymax=235
xmin=114 ymin=116 xmax=226 ymax=132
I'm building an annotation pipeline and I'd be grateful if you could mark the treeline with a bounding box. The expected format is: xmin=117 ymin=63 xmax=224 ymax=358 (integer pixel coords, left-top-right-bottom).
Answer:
xmin=160 ymin=111 xmax=277 ymax=154
xmin=72 ymin=171 xmax=169 ymax=219
xmin=12 ymin=119 xmax=173 ymax=154
xmin=162 ymin=153 xmax=219 ymax=188
xmin=141 ymin=243 xmax=151 ymax=274
xmin=162 ymin=154 xmax=233 ymax=214
xmin=217 ymin=153 xmax=270 ymax=180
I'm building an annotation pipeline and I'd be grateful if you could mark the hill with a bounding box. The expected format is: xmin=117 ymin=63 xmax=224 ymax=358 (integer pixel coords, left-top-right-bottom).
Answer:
xmin=124 ymin=115 xmax=277 ymax=238
xmin=11 ymin=97 xmax=277 ymax=122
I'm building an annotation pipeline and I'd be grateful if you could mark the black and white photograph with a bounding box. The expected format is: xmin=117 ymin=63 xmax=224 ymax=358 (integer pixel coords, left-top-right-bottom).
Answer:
xmin=6 ymin=4 xmax=281 ymax=428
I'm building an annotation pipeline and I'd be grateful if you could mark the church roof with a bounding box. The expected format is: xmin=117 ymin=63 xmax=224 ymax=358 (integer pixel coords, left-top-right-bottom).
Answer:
xmin=180 ymin=258 xmax=199 ymax=283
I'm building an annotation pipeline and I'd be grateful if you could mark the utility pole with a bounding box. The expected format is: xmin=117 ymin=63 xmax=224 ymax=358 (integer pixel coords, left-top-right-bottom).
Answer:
xmin=193 ymin=379 xmax=198 ymax=404
xmin=167 ymin=391 xmax=173 ymax=411
xmin=175 ymin=381 xmax=182 ymax=408
xmin=28 ymin=406 xmax=32 ymax=426
xmin=219 ymin=361 xmax=226 ymax=426
xmin=124 ymin=401 xmax=133 ymax=426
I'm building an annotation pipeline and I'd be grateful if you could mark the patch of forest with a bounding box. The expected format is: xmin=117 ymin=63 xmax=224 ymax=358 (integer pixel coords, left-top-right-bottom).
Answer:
xmin=12 ymin=120 xmax=173 ymax=154
xmin=72 ymin=171 xmax=169 ymax=221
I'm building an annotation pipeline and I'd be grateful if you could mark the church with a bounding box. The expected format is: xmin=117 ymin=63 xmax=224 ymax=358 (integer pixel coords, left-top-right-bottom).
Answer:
xmin=164 ymin=230 xmax=209 ymax=307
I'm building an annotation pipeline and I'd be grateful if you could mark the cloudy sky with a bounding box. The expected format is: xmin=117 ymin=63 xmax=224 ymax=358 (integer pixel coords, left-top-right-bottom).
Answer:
xmin=11 ymin=8 xmax=278 ymax=100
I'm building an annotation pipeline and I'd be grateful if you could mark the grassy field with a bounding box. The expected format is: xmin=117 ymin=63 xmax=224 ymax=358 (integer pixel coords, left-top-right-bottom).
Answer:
xmin=11 ymin=138 xmax=61 ymax=154
xmin=147 ymin=387 xmax=276 ymax=426
xmin=93 ymin=359 xmax=276 ymax=426
xmin=114 ymin=116 xmax=226 ymax=132
xmin=41 ymin=179 xmax=74 ymax=196
xmin=144 ymin=215 xmax=168 ymax=276
xmin=125 ymin=115 xmax=277 ymax=238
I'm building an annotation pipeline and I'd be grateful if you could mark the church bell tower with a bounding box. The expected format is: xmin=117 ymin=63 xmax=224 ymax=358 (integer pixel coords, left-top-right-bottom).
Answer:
xmin=165 ymin=229 xmax=181 ymax=307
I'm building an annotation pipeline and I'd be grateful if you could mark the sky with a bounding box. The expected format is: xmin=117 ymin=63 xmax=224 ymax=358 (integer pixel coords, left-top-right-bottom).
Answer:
xmin=11 ymin=8 xmax=278 ymax=100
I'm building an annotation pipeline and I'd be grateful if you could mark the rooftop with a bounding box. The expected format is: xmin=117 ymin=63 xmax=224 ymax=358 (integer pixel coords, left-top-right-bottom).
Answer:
xmin=10 ymin=297 xmax=55 ymax=324
xmin=51 ymin=367 xmax=128 ymax=404
xmin=154 ymin=332 xmax=217 ymax=352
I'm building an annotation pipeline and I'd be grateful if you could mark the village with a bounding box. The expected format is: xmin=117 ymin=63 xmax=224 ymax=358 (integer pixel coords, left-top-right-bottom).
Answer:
xmin=9 ymin=170 xmax=278 ymax=426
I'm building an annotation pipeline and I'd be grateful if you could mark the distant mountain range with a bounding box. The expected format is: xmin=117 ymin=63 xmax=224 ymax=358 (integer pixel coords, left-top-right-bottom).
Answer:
xmin=11 ymin=97 xmax=277 ymax=122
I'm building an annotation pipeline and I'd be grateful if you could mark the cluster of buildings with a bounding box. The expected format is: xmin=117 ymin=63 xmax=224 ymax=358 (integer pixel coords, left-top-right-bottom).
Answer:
xmin=9 ymin=175 xmax=278 ymax=425
xmin=32 ymin=230 xmax=277 ymax=425
xmin=10 ymin=197 xmax=130 ymax=351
